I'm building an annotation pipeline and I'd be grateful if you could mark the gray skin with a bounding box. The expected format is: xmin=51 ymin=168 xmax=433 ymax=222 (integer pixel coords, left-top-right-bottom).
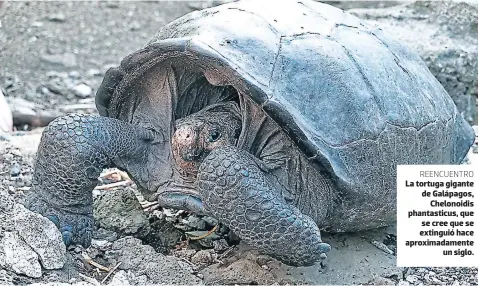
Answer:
xmin=24 ymin=101 xmax=332 ymax=266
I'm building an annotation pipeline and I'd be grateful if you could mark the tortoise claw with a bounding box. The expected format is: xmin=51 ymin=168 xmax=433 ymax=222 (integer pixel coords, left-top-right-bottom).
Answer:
xmin=61 ymin=229 xmax=74 ymax=246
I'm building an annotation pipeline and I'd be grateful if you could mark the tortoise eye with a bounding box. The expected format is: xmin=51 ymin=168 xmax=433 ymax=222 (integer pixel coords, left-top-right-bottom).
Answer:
xmin=207 ymin=130 xmax=221 ymax=142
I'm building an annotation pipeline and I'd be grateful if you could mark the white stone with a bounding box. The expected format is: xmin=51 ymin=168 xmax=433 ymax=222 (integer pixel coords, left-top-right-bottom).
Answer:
xmin=108 ymin=270 xmax=131 ymax=286
xmin=0 ymin=232 xmax=42 ymax=278
xmin=72 ymin=83 xmax=93 ymax=98
xmin=13 ymin=204 xmax=66 ymax=269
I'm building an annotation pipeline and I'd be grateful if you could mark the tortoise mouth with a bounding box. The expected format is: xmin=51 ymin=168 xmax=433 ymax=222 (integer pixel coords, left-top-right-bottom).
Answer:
xmin=157 ymin=188 xmax=200 ymax=197
xmin=156 ymin=181 xmax=201 ymax=201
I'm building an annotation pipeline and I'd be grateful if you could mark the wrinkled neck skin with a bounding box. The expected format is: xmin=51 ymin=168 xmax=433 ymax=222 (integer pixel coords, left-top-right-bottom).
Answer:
xmin=171 ymin=101 xmax=242 ymax=182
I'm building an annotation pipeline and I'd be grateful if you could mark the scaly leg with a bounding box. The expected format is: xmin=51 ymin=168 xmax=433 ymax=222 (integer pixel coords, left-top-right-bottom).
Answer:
xmin=24 ymin=113 xmax=155 ymax=247
xmin=197 ymin=146 xmax=330 ymax=266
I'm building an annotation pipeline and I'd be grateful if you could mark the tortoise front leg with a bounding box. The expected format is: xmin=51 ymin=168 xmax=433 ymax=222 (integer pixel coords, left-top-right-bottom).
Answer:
xmin=24 ymin=113 xmax=155 ymax=247
xmin=197 ymin=146 xmax=331 ymax=267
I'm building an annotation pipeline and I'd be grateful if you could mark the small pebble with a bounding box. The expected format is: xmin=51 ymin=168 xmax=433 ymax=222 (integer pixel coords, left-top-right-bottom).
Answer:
xmin=87 ymin=68 xmax=102 ymax=77
xmin=91 ymin=239 xmax=110 ymax=249
xmin=48 ymin=13 xmax=66 ymax=22
xmin=10 ymin=162 xmax=21 ymax=176
xmin=398 ymin=280 xmax=410 ymax=286
xmin=3 ymin=153 xmax=13 ymax=161
xmin=129 ymin=21 xmax=141 ymax=31
xmin=93 ymin=228 xmax=118 ymax=242
xmin=406 ymin=275 xmax=418 ymax=283
xmin=213 ymin=239 xmax=229 ymax=253
xmin=185 ymin=215 xmax=207 ymax=230
xmin=68 ymin=70 xmax=80 ymax=79
xmin=106 ymin=2 xmax=120 ymax=8
xmin=72 ymin=83 xmax=93 ymax=98
xmin=371 ymin=240 xmax=394 ymax=255
xmin=31 ymin=21 xmax=44 ymax=27
xmin=191 ymin=250 xmax=213 ymax=265
xmin=202 ymin=216 xmax=218 ymax=227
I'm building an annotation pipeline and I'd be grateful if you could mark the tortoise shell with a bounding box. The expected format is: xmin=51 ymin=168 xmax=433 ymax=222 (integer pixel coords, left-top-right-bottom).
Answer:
xmin=95 ymin=0 xmax=475 ymax=202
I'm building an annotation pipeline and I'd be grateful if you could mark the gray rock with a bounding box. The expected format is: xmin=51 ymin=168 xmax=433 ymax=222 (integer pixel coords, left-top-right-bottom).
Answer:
xmin=144 ymin=217 xmax=183 ymax=254
xmin=104 ymin=237 xmax=203 ymax=285
xmin=213 ymin=239 xmax=229 ymax=253
xmin=108 ymin=270 xmax=131 ymax=286
xmin=44 ymin=82 xmax=66 ymax=95
xmin=0 ymin=131 xmax=11 ymax=141
xmin=185 ymin=215 xmax=207 ymax=230
xmin=31 ymin=21 xmax=44 ymax=27
xmin=0 ymin=269 xmax=14 ymax=285
xmin=202 ymin=216 xmax=218 ymax=227
xmin=106 ymin=2 xmax=120 ymax=8
xmin=174 ymin=249 xmax=198 ymax=260
xmin=406 ymin=274 xmax=419 ymax=284
xmin=9 ymin=161 xmax=20 ymax=176
xmin=41 ymin=52 xmax=77 ymax=68
xmin=68 ymin=71 xmax=80 ymax=79
xmin=0 ymin=232 xmax=42 ymax=278
xmin=191 ymin=250 xmax=214 ymax=266
xmin=371 ymin=240 xmax=394 ymax=255
xmin=47 ymin=13 xmax=66 ymax=22
xmin=398 ymin=281 xmax=411 ymax=286
xmin=71 ymin=83 xmax=92 ymax=98
xmin=350 ymin=1 xmax=478 ymax=124
xmin=93 ymin=188 xmax=150 ymax=238
xmin=0 ymin=187 xmax=15 ymax=214
xmin=128 ymin=21 xmax=141 ymax=31
xmin=91 ymin=239 xmax=111 ymax=250
xmin=93 ymin=227 xmax=118 ymax=242
xmin=12 ymin=204 xmax=66 ymax=269
xmin=201 ymin=258 xmax=276 ymax=285
xmin=86 ymin=68 xmax=102 ymax=77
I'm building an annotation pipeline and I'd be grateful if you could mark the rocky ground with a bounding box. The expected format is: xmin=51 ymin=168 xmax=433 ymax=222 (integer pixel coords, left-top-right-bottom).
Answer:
xmin=1 ymin=1 xmax=478 ymax=285
xmin=2 ymin=128 xmax=476 ymax=285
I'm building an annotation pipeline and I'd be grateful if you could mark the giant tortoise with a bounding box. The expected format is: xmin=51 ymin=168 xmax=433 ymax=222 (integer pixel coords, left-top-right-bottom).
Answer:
xmin=24 ymin=0 xmax=475 ymax=266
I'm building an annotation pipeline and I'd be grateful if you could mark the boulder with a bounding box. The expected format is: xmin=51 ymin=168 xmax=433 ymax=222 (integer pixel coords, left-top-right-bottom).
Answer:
xmin=13 ymin=204 xmax=67 ymax=269
xmin=0 ymin=187 xmax=66 ymax=278
xmin=93 ymin=188 xmax=150 ymax=238
xmin=104 ymin=237 xmax=203 ymax=285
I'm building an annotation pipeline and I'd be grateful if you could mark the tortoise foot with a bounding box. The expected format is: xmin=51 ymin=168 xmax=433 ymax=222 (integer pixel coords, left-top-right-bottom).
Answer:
xmin=197 ymin=145 xmax=331 ymax=267
xmin=25 ymin=197 xmax=94 ymax=247
xmin=47 ymin=212 xmax=93 ymax=247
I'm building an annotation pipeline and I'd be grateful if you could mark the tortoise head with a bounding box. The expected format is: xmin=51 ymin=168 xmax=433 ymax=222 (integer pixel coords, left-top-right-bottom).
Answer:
xmin=172 ymin=102 xmax=242 ymax=178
